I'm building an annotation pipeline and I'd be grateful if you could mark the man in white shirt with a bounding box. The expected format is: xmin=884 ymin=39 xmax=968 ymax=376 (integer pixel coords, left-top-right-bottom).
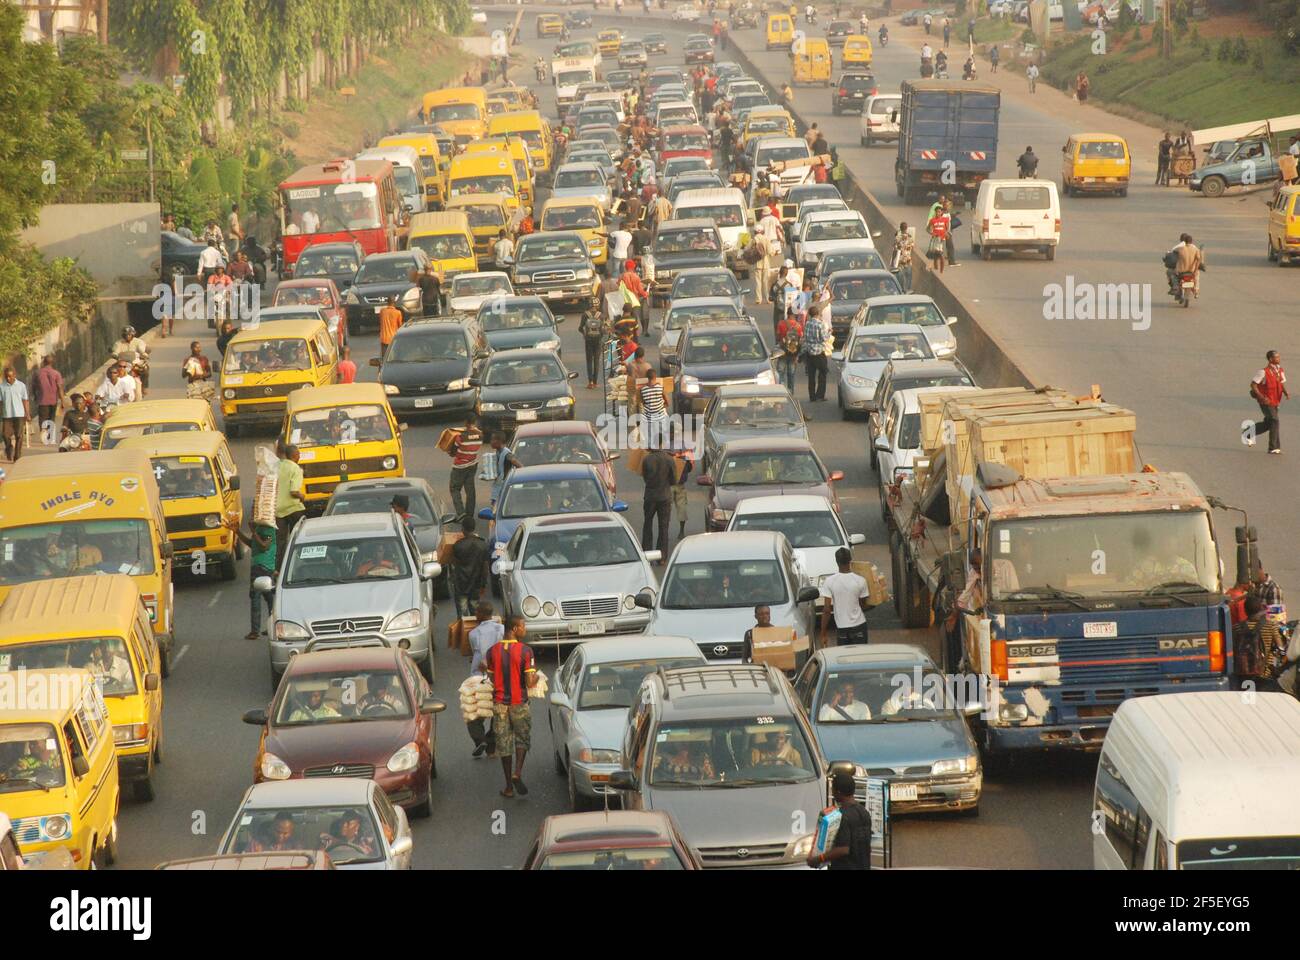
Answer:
xmin=920 ymin=42 xmax=933 ymax=63
xmin=95 ymin=364 xmax=137 ymax=406
xmin=608 ymin=219 xmax=634 ymax=266
xmin=493 ymin=229 xmax=515 ymax=266
xmin=818 ymin=679 xmax=872 ymax=722
xmin=197 ymin=240 xmax=225 ymax=280
xmin=300 ymin=208 xmax=320 ymax=234
xmin=819 ymin=547 xmax=871 ymax=645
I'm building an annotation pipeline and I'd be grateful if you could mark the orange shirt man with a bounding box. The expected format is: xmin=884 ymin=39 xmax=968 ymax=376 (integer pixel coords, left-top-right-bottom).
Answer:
xmin=378 ymin=298 xmax=404 ymax=349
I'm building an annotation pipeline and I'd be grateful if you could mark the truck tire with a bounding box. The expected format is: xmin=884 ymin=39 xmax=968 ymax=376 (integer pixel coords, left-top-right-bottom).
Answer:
xmin=900 ymin=558 xmax=931 ymax=628
xmin=1044 ymin=245 xmax=1055 ymax=261
xmin=1201 ymin=176 xmax=1227 ymax=198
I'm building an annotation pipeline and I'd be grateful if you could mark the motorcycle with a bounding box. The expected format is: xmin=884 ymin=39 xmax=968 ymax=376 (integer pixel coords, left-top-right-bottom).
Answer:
xmin=1174 ymin=272 xmax=1197 ymax=307
xmin=878 ymin=29 xmax=889 ymax=46
xmin=535 ymin=60 xmax=547 ymax=82
xmin=805 ymin=6 xmax=817 ymax=24
xmin=241 ymin=235 xmax=269 ymax=284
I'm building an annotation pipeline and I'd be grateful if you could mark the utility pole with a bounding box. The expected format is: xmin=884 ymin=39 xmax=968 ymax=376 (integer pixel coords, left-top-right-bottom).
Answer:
xmin=1162 ymin=0 xmax=1170 ymax=58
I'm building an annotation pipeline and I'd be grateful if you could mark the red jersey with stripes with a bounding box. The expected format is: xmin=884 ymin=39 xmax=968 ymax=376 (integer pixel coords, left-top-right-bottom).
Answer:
xmin=452 ymin=427 xmax=483 ymax=468
xmin=485 ymin=639 xmax=536 ymax=705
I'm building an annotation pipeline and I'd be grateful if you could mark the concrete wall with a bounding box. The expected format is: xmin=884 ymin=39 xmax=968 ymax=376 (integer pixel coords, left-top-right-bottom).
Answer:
xmin=19 ymin=203 xmax=161 ymax=299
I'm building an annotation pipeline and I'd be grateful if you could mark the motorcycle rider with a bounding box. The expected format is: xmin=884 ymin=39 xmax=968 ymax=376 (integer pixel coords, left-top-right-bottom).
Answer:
xmin=805 ymin=3 xmax=816 ymax=24
xmin=535 ymin=58 xmax=546 ymax=82
xmin=111 ymin=326 xmax=150 ymax=398
xmin=1017 ymin=146 xmax=1039 ymax=178
xmin=1167 ymin=233 xmax=1205 ymax=299
xmin=878 ymin=23 xmax=888 ymax=45
xmin=860 ymin=12 xmax=870 ymax=32
xmin=935 ymin=49 xmax=948 ymax=75
xmin=963 ymin=55 xmax=977 ymax=80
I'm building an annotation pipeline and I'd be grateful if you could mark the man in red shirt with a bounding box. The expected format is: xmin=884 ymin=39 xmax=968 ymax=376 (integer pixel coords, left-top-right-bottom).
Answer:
xmin=619 ymin=259 xmax=650 ymax=334
xmin=337 ymin=346 xmax=357 ymax=384
xmin=1248 ymin=350 xmax=1289 ymax=454
xmin=481 ymin=615 xmax=538 ymax=798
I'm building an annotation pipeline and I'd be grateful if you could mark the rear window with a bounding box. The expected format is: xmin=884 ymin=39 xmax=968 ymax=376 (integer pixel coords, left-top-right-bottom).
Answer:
xmin=993 ymin=185 xmax=1053 ymax=210
xmin=841 ymin=75 xmax=876 ymax=90
xmin=683 ymin=330 xmax=765 ymax=363
xmin=757 ymin=143 xmax=812 ymax=165
xmin=1078 ymin=140 xmax=1126 ymax=159
xmin=663 ymin=131 xmax=710 ymax=151
xmin=674 ymin=203 xmax=744 ymax=227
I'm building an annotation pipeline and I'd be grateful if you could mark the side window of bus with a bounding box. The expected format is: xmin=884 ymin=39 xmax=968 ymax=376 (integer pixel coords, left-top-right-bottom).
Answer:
xmin=309 ymin=337 xmax=324 ymax=369
xmin=1095 ymin=751 xmax=1140 ymax=867
xmin=317 ymin=332 xmax=336 ymax=365
xmin=133 ymin=619 xmax=157 ymax=673
xmin=1154 ymin=831 xmax=1169 ymax=870
xmin=63 ymin=719 xmax=89 ymax=775
xmin=1133 ymin=807 xmax=1153 ymax=870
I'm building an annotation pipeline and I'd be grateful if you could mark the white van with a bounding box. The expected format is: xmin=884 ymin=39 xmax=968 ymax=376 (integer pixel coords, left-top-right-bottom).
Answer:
xmin=1094 ymin=692 xmax=1300 ymax=870
xmin=859 ymin=93 xmax=902 ymax=146
xmin=356 ymin=145 xmax=427 ymax=217
xmin=969 ymin=178 xmax=1060 ymax=261
xmin=582 ymin=91 xmax=626 ymax=123
xmin=671 ymin=187 xmax=752 ymax=273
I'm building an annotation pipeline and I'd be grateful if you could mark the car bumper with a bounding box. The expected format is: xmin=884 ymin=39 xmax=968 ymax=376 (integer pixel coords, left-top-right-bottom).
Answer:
xmin=270 ymin=628 xmax=431 ymax=672
xmin=373 ymin=764 xmax=430 ymax=809
xmin=302 ymin=466 xmax=403 ymax=505
xmin=834 ymin=95 xmax=869 ymax=112
xmin=838 ymin=381 xmax=877 ymax=408
xmin=222 ymin=401 xmax=289 ymax=427
xmin=522 ymin=612 xmax=650 ymax=648
xmin=1068 ymin=176 xmax=1129 ymax=192
xmin=116 ymin=748 xmax=153 ymax=783
xmin=346 ymin=304 xmax=415 ymax=328
xmin=870 ymin=773 xmax=982 ymax=814
xmin=516 ymin=282 xmax=600 ymax=305
xmin=387 ymin=389 xmax=477 ymax=415
xmin=571 ymin=760 xmax=620 ymax=798
xmin=477 ymin=405 xmax=575 ymax=435
xmin=978 ymin=234 xmax=1058 ymax=249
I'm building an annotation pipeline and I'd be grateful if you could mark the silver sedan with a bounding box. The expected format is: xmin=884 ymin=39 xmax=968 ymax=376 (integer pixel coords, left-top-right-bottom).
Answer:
xmin=834 ymin=323 xmax=934 ymax=419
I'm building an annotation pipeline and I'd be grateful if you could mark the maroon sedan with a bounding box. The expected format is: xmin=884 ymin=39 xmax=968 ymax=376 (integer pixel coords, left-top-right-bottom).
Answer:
xmin=521 ymin=811 xmax=702 ymax=869
xmin=273 ymin=277 xmax=347 ymax=350
xmin=243 ymin=647 xmax=446 ymax=817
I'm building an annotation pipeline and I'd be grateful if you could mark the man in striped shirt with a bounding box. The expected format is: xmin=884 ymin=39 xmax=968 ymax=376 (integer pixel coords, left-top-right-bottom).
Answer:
xmin=447 ymin=414 xmax=482 ymax=523
xmin=482 ymin=615 xmax=538 ymax=798
xmin=639 ymin=368 xmax=668 ymax=448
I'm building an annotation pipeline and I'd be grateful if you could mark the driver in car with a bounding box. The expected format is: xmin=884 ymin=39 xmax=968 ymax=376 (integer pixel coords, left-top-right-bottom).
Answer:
xmin=320 ymin=811 xmax=378 ymax=858
xmin=356 ymin=542 xmax=400 ymax=577
xmin=358 ymin=675 xmax=405 ymax=713
xmin=818 ymin=679 xmax=872 ymax=721
xmin=287 ymin=682 xmax=341 ymax=722
xmin=4 ymin=737 xmax=62 ymax=784
xmin=751 ymin=730 xmax=803 ymax=767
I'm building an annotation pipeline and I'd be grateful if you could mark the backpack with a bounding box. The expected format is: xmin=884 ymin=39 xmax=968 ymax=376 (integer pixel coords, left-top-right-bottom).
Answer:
xmin=782 ymin=327 xmax=801 ymax=355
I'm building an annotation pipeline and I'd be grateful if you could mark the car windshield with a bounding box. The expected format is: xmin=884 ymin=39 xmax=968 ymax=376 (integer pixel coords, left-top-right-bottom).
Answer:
xmin=453 ymin=204 xmax=505 ymax=228
xmin=429 ymin=103 xmax=481 ymax=122
xmin=410 ymin=234 xmax=474 ymax=260
xmin=296 ymin=250 xmax=359 ymax=277
xmin=678 ymin=203 xmax=744 ymax=227
xmin=718 ymin=451 xmax=823 ymax=485
xmin=151 ymin=456 xmax=218 ymax=500
xmin=806 ymin=219 xmax=867 ymax=241
xmin=666 ymin=303 xmax=741 ymax=329
xmin=290 ymin=404 xmax=393 ymax=447
xmin=556 ymin=168 xmax=606 ymax=190
xmin=284 ymin=536 xmax=410 ymax=586
xmin=733 ymin=510 xmax=842 ymax=548
xmin=0 ymin=519 xmax=156 ymax=585
xmin=1079 ymin=140 xmax=1126 ymax=159
xmin=865 ymin=303 xmax=946 ymax=327
xmin=658 ymin=108 xmax=696 ymax=125
xmin=656 ymin=228 xmax=721 ymax=255
xmin=890 ymin=374 xmax=973 ymax=397
xmin=558 ymin=70 xmax=593 ymax=86
xmin=831 ymin=275 xmax=899 ymax=300
xmin=388 ymin=330 xmax=468 ymax=363
xmin=663 ymin=131 xmax=710 ymax=152
xmin=757 ymin=143 xmax=808 ymax=166
xmin=484 ymin=356 xmax=564 ymax=386
xmin=849 ymin=334 xmax=932 ymax=362
xmin=787 ymin=185 xmax=840 ymax=205
xmin=576 ymin=657 xmax=701 ymax=711
xmin=648 ymin=717 xmax=817 ymax=785
xmin=451 ymin=174 xmax=516 ymax=198
xmin=665 ymin=158 xmax=710 ymax=177
xmin=816 ymin=668 xmax=958 ymax=723
xmin=328 ymin=491 xmax=434 ymax=524
xmin=683 ymin=330 xmax=765 ymax=363
xmin=669 ymin=179 xmax=723 ymax=203
xmin=674 ymin=274 xmax=739 ymax=300
xmin=283 ymin=182 xmax=381 ymax=233
xmin=225 ymin=805 xmax=385 ymax=865
xmin=0 ymin=637 xmax=137 ymax=697
xmin=986 ymin=511 xmax=1220 ymax=601
xmin=541 ymin=847 xmax=685 ymax=869
xmin=275 ymin=286 xmax=332 ymax=307
xmin=869 ymin=98 xmax=900 ymax=115
xmin=712 ymin=396 xmax=801 ymax=428
xmin=0 ymin=723 xmax=67 ymax=792
xmin=480 ymin=303 xmax=553 ymax=331
xmin=452 ymin=275 xmax=512 ymax=297
xmin=1178 ymin=837 xmax=1300 ymax=870
xmin=356 ymin=259 xmax=417 ymax=284
xmin=274 ymin=669 xmax=412 ymax=725
xmin=514 ymin=433 xmax=604 ymax=467
xmin=224 ymin=338 xmax=312 ymax=373
xmin=542 ymin=206 xmax=602 ymax=230
xmin=841 ymin=74 xmax=876 ymax=89
xmin=662 ymin=558 xmax=789 ymax=609
xmin=520 ymin=526 xmax=638 ymax=570
xmin=517 ymin=236 xmax=588 ymax=262
xmin=101 ymin=420 xmax=200 ymax=448
xmin=499 ymin=478 xmax=606 ymax=519
xmin=821 ymin=250 xmax=885 ymax=274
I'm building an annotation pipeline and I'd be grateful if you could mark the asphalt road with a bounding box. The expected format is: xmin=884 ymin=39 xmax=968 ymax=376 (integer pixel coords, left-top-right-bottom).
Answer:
xmin=105 ymin=14 xmax=1134 ymax=870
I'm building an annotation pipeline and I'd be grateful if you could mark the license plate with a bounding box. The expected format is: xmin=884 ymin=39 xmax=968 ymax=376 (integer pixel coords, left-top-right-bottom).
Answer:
xmin=516 ymin=409 xmax=537 ymax=421
xmin=1181 ymin=281 xmax=1195 ymax=288
xmin=577 ymin=621 xmax=606 ymax=636
xmin=850 ymin=92 xmax=864 ymax=97
xmin=1083 ymin=177 xmax=1096 ymax=183
xmin=1083 ymin=621 xmax=1118 ymax=638
xmin=548 ymin=290 xmax=565 ymax=299
xmin=413 ymin=398 xmax=434 ymax=409
xmin=890 ymin=783 xmax=918 ymax=802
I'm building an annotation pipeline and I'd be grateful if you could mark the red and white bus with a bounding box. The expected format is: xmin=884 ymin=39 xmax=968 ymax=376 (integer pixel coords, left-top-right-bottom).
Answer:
xmin=278 ymin=158 xmax=403 ymax=274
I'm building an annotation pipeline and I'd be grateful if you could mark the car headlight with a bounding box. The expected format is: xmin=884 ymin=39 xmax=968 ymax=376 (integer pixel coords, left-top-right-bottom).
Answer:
xmin=344 ymin=289 xmax=359 ymax=304
xmin=575 ymin=267 xmax=594 ymax=280
xmin=261 ymin=752 xmax=292 ymax=780
xmin=681 ymin=374 xmax=700 ymax=394
xmin=754 ymin=369 xmax=776 ymax=386
xmin=576 ymin=747 xmax=622 ymax=764
xmin=387 ymin=741 xmax=421 ymax=773
xmin=41 ymin=815 xmax=71 ymax=841
xmin=447 ymin=377 xmax=471 ymax=391
xmin=384 ymin=383 xmax=400 ymax=395
xmin=514 ymin=273 xmax=532 ymax=283
xmin=847 ymin=375 xmax=876 ymax=389
xmin=545 ymin=396 xmax=573 ymax=407
xmin=931 ymin=756 xmax=977 ymax=776
xmin=388 ymin=608 xmax=422 ymax=632
xmin=223 ymin=388 xmax=237 ymax=400
xmin=381 ymin=455 xmax=398 ymax=470
xmin=479 ymin=402 xmax=504 ymax=412
xmin=402 ymin=287 xmax=421 ymax=305
xmin=522 ymin=595 xmax=542 ymax=618
xmin=710 ymin=507 xmax=732 ymax=524
xmin=537 ymin=339 xmax=561 ymax=351
xmin=999 ymin=702 xmax=1029 ymax=723
xmin=203 ymin=513 xmax=223 ymax=529
xmin=113 ymin=723 xmax=147 ymax=744
xmin=623 ymin=594 xmax=637 ymax=611
xmin=788 ymin=833 xmax=816 ymax=859
xmin=274 ymin=620 xmax=309 ymax=640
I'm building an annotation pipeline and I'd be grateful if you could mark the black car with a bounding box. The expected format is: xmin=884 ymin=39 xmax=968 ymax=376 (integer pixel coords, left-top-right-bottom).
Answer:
xmin=826 ymin=19 xmax=854 ymax=45
xmin=372 ymin=317 xmax=487 ymax=417
xmin=343 ymin=249 xmax=429 ymax=333
xmin=510 ymin=232 xmax=600 ymax=312
xmin=814 ymin=247 xmax=887 ymax=287
xmin=292 ymin=240 xmax=365 ymax=291
xmin=673 ymin=317 xmax=777 ymax=415
xmin=639 ymin=32 xmax=666 ymax=53
xmin=477 ymin=296 xmax=564 ymax=355
xmin=473 ymin=348 xmax=579 ymax=436
xmin=604 ymin=69 xmax=636 ymax=91
xmin=323 ymin=476 xmax=450 ymax=566
xmin=645 ymin=219 xmax=726 ymax=306
xmin=683 ymin=37 xmax=715 ymax=64
xmin=160 ymin=230 xmax=209 ymax=281
xmin=565 ymin=10 xmax=592 ymax=27
xmin=831 ymin=71 xmax=878 ymax=115
xmin=825 ymin=269 xmax=903 ymax=346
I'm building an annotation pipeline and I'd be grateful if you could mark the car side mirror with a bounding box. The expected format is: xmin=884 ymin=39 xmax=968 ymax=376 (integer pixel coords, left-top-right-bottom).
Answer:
xmin=478 ymin=507 xmax=495 ymax=520
xmin=608 ymin=769 xmax=638 ymax=790
xmin=399 ymin=422 xmax=410 ymax=432
xmin=252 ymin=575 xmax=275 ymax=593
xmin=569 ymin=370 xmax=580 ymax=379
xmin=468 ymin=377 xmax=482 ymax=387
xmin=849 ymin=533 xmax=867 ymax=546
xmin=72 ymin=755 xmax=90 ymax=779
xmin=606 ymin=450 xmax=621 ymax=461
xmin=390 ymin=835 xmax=414 ymax=857
xmin=496 ymin=559 xmax=515 ymax=574
xmin=611 ymin=500 xmax=628 ymax=512
xmin=695 ymin=475 xmax=713 ymax=486
xmin=160 ymin=541 xmax=174 ymax=559
xmin=242 ymin=708 xmax=268 ymax=726
xmin=644 ymin=550 xmax=662 ymax=563
xmin=873 ymin=436 xmax=890 ymax=452
xmin=550 ymin=691 xmax=570 ymax=707
xmin=946 ymin=315 xmax=958 ymax=326
xmin=633 ymin=589 xmax=655 ymax=610
xmin=797 ymin=585 xmax=820 ymax=603
xmin=831 ymin=351 xmax=844 ymax=362
xmin=369 ymin=357 xmax=382 ymax=367
xmin=827 ymin=759 xmax=857 ymax=780
xmin=420 ymin=696 xmax=447 ymax=715
xmin=963 ymin=701 xmax=983 ymax=716
xmin=420 ymin=560 xmax=443 ymax=580
xmin=476 ymin=350 xmax=491 ymax=360
xmin=863 ymin=399 xmax=879 ymax=413
xmin=829 ymin=470 xmax=845 ymax=482
xmin=228 ymin=475 xmax=241 ymax=492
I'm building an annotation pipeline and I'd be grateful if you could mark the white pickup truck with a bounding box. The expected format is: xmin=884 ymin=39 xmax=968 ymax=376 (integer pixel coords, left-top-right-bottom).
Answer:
xmin=552 ymin=57 xmax=598 ymax=111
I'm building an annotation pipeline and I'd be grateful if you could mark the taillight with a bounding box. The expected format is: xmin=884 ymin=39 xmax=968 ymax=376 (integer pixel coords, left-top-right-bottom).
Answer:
xmin=838 ymin=88 xmax=847 ymax=96
xmin=1208 ymin=630 xmax=1225 ymax=673
xmin=1054 ymin=218 xmax=1061 ymax=232
xmin=982 ymin=218 xmax=989 ymax=232
xmin=991 ymin=639 xmax=1008 ymax=682
xmin=871 ymin=87 xmax=878 ymax=96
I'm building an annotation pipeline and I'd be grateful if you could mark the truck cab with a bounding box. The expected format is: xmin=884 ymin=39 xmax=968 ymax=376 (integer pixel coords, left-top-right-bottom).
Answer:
xmin=1190 ymin=138 xmax=1280 ymax=197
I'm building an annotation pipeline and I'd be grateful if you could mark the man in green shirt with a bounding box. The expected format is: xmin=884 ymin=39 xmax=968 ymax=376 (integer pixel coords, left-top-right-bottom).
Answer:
xmin=274 ymin=441 xmax=306 ymax=574
xmin=230 ymin=516 xmax=277 ymax=640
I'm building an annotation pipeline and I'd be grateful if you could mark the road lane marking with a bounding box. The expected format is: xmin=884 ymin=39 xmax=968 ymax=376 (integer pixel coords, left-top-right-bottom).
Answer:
xmin=171 ymin=644 xmax=191 ymax=668
xmin=208 ymin=592 xmax=222 ymax=607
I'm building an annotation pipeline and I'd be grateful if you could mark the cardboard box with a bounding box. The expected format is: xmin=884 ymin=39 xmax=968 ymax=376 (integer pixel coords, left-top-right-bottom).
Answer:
xmin=750 ymin=626 xmax=808 ymax=671
xmin=851 ymin=561 xmax=889 ymax=608
xmin=437 ymin=427 xmax=463 ymax=454
xmin=437 ymin=530 xmax=464 ymax=566
xmin=627 ymin=445 xmax=647 ymax=475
